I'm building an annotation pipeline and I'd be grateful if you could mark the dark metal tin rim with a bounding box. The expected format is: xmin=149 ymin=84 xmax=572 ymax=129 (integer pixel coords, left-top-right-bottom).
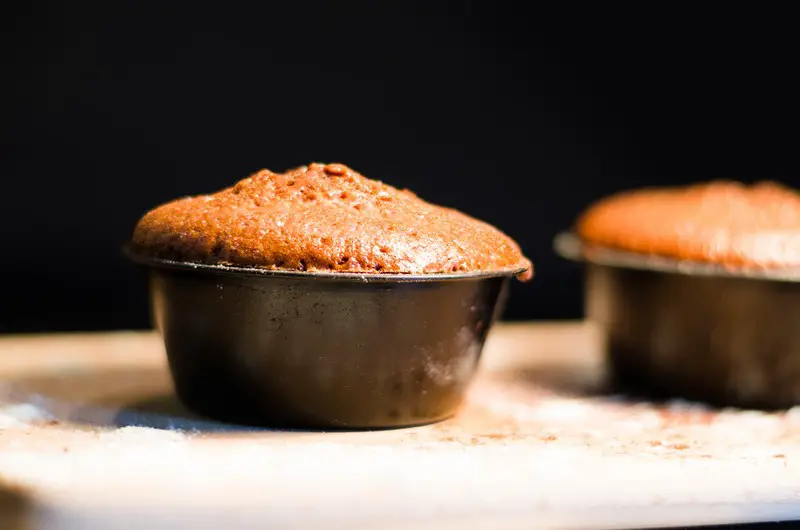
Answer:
xmin=123 ymin=245 xmax=529 ymax=283
xmin=553 ymin=231 xmax=800 ymax=283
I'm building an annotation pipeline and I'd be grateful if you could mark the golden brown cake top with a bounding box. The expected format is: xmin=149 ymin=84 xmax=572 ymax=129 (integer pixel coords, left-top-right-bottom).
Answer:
xmin=576 ymin=180 xmax=800 ymax=268
xmin=131 ymin=163 xmax=532 ymax=279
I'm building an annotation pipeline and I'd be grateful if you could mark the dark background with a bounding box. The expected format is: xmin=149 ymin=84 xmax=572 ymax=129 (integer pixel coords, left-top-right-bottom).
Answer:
xmin=3 ymin=2 xmax=799 ymax=332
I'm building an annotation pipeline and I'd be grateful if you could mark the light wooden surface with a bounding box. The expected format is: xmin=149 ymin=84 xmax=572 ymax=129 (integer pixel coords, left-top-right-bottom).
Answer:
xmin=1 ymin=322 xmax=800 ymax=530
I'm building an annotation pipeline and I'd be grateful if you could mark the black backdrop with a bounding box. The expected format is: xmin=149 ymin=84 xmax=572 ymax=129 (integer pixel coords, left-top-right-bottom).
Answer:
xmin=3 ymin=2 xmax=799 ymax=332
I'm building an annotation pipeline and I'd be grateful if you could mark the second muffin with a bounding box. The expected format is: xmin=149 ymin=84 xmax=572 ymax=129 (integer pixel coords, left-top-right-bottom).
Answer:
xmin=560 ymin=180 xmax=800 ymax=409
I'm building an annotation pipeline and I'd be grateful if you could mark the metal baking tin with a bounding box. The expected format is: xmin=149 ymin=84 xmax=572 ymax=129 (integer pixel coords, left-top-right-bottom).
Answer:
xmin=555 ymin=232 xmax=800 ymax=409
xmin=126 ymin=249 xmax=521 ymax=429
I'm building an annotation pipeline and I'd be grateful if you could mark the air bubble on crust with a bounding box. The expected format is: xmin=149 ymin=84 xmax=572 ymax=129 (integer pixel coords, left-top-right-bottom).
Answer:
xmin=324 ymin=163 xmax=347 ymax=176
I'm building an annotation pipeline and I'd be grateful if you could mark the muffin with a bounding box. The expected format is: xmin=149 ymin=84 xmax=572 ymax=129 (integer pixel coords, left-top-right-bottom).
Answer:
xmin=558 ymin=180 xmax=800 ymax=409
xmin=131 ymin=162 xmax=532 ymax=279
xmin=128 ymin=162 xmax=532 ymax=428
xmin=576 ymin=180 xmax=800 ymax=270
